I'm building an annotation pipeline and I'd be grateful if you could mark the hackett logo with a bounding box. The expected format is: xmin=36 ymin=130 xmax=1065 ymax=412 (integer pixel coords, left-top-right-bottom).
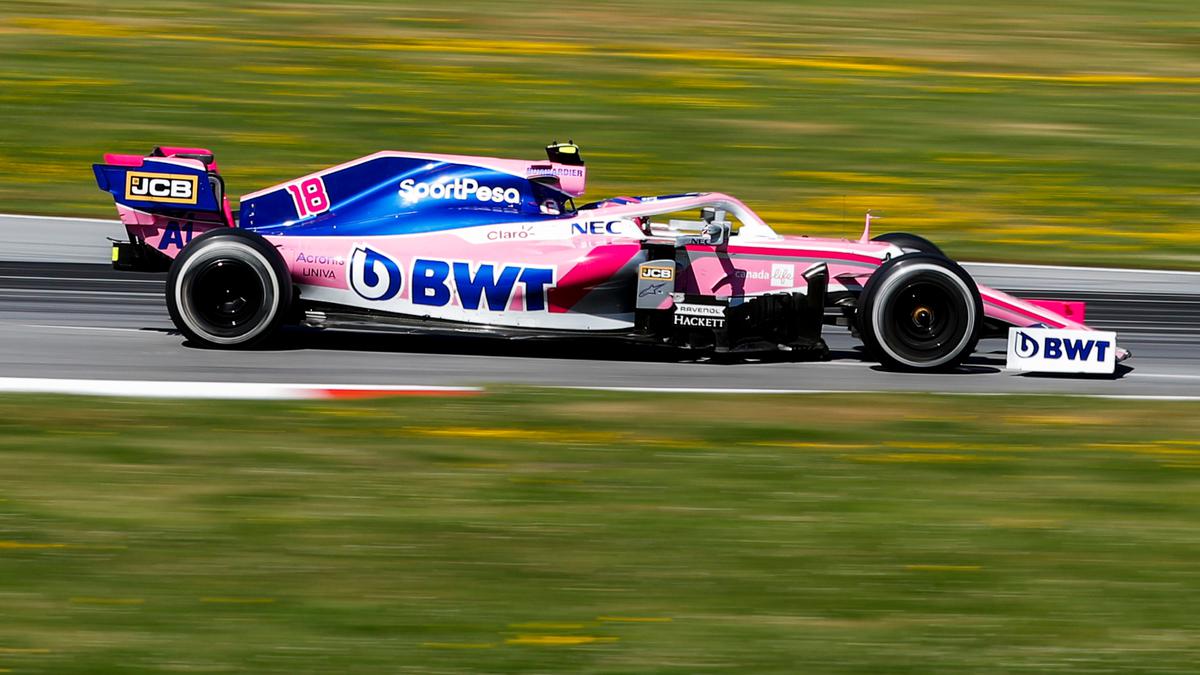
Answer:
xmin=125 ymin=172 xmax=199 ymax=205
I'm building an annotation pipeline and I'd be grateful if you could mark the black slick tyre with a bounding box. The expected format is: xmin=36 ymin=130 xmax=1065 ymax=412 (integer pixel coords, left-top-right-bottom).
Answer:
xmin=856 ymin=253 xmax=982 ymax=371
xmin=165 ymin=228 xmax=291 ymax=348
xmin=872 ymin=232 xmax=946 ymax=258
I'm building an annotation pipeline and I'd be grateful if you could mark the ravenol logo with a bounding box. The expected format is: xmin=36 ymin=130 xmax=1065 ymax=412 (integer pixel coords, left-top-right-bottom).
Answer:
xmin=125 ymin=172 xmax=198 ymax=205
xmin=1007 ymin=327 xmax=1117 ymax=374
xmin=399 ymin=178 xmax=520 ymax=206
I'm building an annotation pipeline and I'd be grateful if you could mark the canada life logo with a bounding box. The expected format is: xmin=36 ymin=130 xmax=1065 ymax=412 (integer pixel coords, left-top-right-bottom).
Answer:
xmin=398 ymin=178 xmax=520 ymax=206
xmin=349 ymin=246 xmax=403 ymax=301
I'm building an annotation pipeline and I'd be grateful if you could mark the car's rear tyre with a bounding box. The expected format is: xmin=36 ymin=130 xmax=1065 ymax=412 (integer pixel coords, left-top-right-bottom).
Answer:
xmin=872 ymin=232 xmax=946 ymax=258
xmin=166 ymin=228 xmax=291 ymax=348
xmin=856 ymin=254 xmax=981 ymax=371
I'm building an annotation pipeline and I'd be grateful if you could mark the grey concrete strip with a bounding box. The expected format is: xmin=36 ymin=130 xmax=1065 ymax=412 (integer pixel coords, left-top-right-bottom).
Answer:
xmin=964 ymin=262 xmax=1200 ymax=296
xmin=0 ymin=214 xmax=126 ymax=264
xmin=0 ymin=262 xmax=1196 ymax=397
xmin=0 ymin=214 xmax=1196 ymax=398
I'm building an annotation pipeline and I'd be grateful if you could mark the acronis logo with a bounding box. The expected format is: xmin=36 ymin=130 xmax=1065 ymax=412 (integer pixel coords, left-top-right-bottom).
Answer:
xmin=349 ymin=246 xmax=403 ymax=301
xmin=398 ymin=178 xmax=520 ymax=206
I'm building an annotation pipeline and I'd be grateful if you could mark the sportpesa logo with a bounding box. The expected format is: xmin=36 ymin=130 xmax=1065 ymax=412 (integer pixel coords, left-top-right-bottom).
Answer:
xmin=125 ymin=172 xmax=198 ymax=205
xmin=398 ymin=178 xmax=520 ymax=206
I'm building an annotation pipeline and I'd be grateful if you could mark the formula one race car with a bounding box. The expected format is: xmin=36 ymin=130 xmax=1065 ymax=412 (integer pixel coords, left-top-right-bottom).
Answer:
xmin=93 ymin=142 xmax=1126 ymax=372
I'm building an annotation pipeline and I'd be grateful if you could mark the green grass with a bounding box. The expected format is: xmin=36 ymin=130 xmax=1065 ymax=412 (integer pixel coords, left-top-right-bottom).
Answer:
xmin=0 ymin=389 xmax=1199 ymax=673
xmin=0 ymin=1 xmax=1198 ymax=267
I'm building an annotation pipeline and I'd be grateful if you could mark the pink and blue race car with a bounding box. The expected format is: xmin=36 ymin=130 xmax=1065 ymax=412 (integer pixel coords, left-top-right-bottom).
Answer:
xmin=92 ymin=142 xmax=1126 ymax=372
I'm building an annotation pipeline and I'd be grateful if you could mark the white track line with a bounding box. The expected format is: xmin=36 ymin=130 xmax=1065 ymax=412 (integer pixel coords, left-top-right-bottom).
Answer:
xmin=0 ymin=377 xmax=480 ymax=400
xmin=0 ymin=213 xmax=119 ymax=224
xmin=0 ymin=378 xmax=1194 ymax=401
xmin=1124 ymin=372 xmax=1200 ymax=380
xmin=0 ymin=289 xmax=159 ymax=297
xmin=23 ymin=324 xmax=147 ymax=333
xmin=0 ymin=275 xmax=162 ymax=283
xmin=563 ymin=386 xmax=1200 ymax=401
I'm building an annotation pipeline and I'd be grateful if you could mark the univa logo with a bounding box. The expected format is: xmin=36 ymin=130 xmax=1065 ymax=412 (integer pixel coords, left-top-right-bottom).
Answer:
xmin=349 ymin=246 xmax=403 ymax=301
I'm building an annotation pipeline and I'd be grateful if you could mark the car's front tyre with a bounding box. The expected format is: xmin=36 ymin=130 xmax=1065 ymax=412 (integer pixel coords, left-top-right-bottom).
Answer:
xmin=856 ymin=254 xmax=982 ymax=371
xmin=166 ymin=229 xmax=291 ymax=348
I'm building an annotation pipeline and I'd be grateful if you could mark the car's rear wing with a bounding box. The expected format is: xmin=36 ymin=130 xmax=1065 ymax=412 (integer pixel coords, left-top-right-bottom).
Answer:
xmin=94 ymin=147 xmax=230 ymax=216
xmin=93 ymin=147 xmax=235 ymax=270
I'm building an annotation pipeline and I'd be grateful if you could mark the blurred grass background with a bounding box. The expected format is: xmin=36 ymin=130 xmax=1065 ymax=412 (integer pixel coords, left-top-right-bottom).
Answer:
xmin=0 ymin=1 xmax=1198 ymax=267
xmin=1 ymin=389 xmax=1200 ymax=672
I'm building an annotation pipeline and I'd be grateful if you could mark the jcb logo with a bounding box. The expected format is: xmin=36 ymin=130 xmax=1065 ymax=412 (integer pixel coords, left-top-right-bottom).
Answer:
xmin=125 ymin=172 xmax=198 ymax=204
xmin=640 ymin=266 xmax=674 ymax=281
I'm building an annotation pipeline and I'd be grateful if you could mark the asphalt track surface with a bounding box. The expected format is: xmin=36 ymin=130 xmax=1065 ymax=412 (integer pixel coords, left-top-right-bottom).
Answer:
xmin=0 ymin=214 xmax=1197 ymax=397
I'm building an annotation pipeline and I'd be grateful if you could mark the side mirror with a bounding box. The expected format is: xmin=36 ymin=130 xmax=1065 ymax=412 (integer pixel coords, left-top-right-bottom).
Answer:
xmin=703 ymin=220 xmax=731 ymax=246
xmin=701 ymin=207 xmax=730 ymax=246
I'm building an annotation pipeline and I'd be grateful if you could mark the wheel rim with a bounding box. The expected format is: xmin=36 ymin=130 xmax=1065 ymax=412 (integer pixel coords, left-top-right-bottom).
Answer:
xmin=881 ymin=277 xmax=968 ymax=364
xmin=183 ymin=256 xmax=272 ymax=339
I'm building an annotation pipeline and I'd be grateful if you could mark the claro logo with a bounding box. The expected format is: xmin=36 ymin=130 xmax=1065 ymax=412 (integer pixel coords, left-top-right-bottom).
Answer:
xmin=399 ymin=178 xmax=520 ymax=206
xmin=125 ymin=172 xmax=198 ymax=205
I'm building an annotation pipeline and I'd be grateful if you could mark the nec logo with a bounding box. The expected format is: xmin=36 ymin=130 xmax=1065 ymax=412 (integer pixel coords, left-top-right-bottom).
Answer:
xmin=572 ymin=220 xmax=623 ymax=236
xmin=1007 ymin=327 xmax=1117 ymax=374
xmin=125 ymin=172 xmax=199 ymax=205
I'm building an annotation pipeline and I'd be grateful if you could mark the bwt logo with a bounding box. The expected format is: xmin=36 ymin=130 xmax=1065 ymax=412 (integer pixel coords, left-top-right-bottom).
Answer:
xmin=125 ymin=172 xmax=198 ymax=205
xmin=349 ymin=246 xmax=403 ymax=301
xmin=1014 ymin=331 xmax=1111 ymax=361
xmin=412 ymin=260 xmax=554 ymax=311
xmin=347 ymin=248 xmax=555 ymax=311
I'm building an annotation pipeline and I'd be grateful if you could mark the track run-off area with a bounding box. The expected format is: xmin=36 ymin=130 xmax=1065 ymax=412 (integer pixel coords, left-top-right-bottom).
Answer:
xmin=0 ymin=214 xmax=1197 ymax=399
